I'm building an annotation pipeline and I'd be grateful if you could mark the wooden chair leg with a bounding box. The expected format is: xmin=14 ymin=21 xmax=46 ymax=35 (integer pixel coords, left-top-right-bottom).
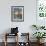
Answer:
xmin=4 ymin=41 xmax=7 ymax=46
xmin=15 ymin=33 xmax=18 ymax=46
xmin=17 ymin=34 xmax=18 ymax=46
xmin=4 ymin=33 xmax=7 ymax=46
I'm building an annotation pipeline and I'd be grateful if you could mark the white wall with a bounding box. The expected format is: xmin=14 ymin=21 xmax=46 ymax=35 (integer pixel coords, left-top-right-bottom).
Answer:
xmin=0 ymin=0 xmax=36 ymax=42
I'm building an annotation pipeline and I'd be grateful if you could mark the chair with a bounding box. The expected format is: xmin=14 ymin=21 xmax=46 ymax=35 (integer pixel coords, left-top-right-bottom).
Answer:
xmin=4 ymin=33 xmax=18 ymax=46
xmin=4 ymin=27 xmax=19 ymax=46
xmin=18 ymin=33 xmax=30 ymax=46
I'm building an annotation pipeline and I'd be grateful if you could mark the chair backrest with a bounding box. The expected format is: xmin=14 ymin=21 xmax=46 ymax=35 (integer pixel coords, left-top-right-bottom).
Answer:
xmin=18 ymin=33 xmax=29 ymax=42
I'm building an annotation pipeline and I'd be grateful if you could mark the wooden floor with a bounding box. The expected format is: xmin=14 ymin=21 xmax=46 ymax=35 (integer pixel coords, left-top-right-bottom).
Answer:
xmin=0 ymin=42 xmax=46 ymax=46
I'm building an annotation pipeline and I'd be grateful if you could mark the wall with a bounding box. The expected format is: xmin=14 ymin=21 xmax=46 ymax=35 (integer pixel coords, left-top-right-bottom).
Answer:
xmin=0 ymin=0 xmax=36 ymax=42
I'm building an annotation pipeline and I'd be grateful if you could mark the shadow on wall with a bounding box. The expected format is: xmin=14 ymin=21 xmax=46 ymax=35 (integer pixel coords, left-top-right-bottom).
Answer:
xmin=29 ymin=25 xmax=37 ymax=42
xmin=0 ymin=28 xmax=11 ymax=42
xmin=2 ymin=28 xmax=11 ymax=34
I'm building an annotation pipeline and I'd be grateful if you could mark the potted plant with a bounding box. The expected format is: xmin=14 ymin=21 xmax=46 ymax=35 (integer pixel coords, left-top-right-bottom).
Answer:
xmin=32 ymin=24 xmax=45 ymax=30
xmin=32 ymin=25 xmax=39 ymax=30
xmin=40 ymin=26 xmax=45 ymax=29
xmin=33 ymin=32 xmax=46 ymax=43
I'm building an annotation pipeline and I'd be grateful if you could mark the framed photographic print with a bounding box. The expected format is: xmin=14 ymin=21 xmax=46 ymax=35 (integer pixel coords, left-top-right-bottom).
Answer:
xmin=11 ymin=6 xmax=24 ymax=22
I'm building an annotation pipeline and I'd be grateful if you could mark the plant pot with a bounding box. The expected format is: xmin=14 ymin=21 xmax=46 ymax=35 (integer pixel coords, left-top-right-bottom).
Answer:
xmin=37 ymin=39 xmax=45 ymax=44
xmin=37 ymin=39 xmax=40 ymax=43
